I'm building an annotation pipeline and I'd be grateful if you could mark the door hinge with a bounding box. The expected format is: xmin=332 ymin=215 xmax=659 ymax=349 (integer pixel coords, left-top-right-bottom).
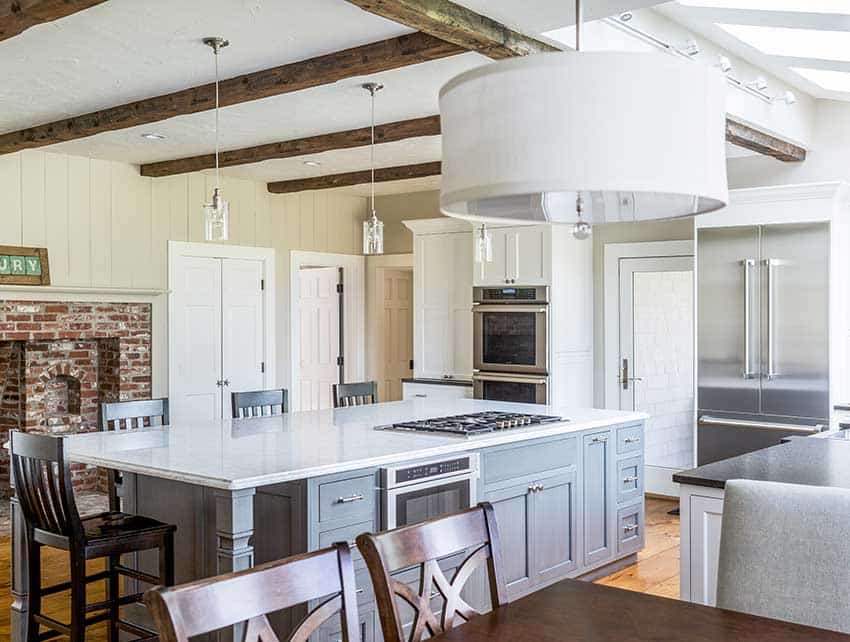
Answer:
xmin=337 ymin=356 xmax=344 ymax=367
xmin=409 ymin=359 xmax=414 ymax=370
xmin=260 ymin=362 xmax=265 ymax=373
xmin=336 ymin=282 xmax=344 ymax=294
xmin=260 ymin=279 xmax=265 ymax=291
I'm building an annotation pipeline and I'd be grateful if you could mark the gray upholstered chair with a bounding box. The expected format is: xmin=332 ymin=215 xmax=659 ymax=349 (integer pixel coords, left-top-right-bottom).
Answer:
xmin=717 ymin=479 xmax=850 ymax=633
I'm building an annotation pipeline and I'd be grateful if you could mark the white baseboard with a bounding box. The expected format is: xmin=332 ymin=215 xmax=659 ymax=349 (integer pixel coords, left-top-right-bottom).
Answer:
xmin=645 ymin=465 xmax=680 ymax=498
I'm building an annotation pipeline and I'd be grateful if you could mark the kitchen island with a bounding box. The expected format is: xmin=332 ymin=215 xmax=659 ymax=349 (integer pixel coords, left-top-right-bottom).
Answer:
xmin=676 ymin=436 xmax=850 ymax=607
xmin=10 ymin=399 xmax=646 ymax=642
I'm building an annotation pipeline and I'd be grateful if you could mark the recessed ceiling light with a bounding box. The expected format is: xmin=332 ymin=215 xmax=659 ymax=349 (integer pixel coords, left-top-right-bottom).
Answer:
xmin=718 ymin=23 xmax=850 ymax=62
xmin=679 ymin=0 xmax=850 ymax=12
xmin=141 ymin=132 xmax=167 ymax=140
xmin=793 ymin=67 xmax=850 ymax=92
xmin=303 ymin=160 xmax=322 ymax=167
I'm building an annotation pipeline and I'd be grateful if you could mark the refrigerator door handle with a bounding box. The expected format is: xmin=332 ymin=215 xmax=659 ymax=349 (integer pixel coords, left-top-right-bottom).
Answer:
xmin=741 ymin=259 xmax=757 ymax=379
xmin=698 ymin=415 xmax=821 ymax=434
xmin=764 ymin=258 xmax=778 ymax=380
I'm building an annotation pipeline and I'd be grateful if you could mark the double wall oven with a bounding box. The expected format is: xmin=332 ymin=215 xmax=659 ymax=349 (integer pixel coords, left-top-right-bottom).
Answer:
xmin=472 ymin=286 xmax=549 ymax=404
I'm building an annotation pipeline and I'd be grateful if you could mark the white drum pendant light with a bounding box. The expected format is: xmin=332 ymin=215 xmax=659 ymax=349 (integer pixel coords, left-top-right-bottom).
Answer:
xmin=438 ymin=0 xmax=729 ymax=236
xmin=202 ymin=36 xmax=230 ymax=242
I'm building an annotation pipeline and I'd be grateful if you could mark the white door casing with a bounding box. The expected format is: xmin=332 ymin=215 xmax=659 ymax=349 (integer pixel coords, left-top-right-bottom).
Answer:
xmin=297 ymin=267 xmax=340 ymax=411
xmin=379 ymin=268 xmax=413 ymax=401
xmin=168 ymin=241 xmax=275 ymax=422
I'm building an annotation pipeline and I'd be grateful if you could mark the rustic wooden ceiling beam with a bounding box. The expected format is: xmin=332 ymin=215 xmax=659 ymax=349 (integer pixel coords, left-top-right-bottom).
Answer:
xmin=725 ymin=116 xmax=806 ymax=163
xmin=344 ymin=0 xmax=559 ymax=59
xmin=0 ymin=32 xmax=462 ymax=154
xmin=140 ymin=115 xmax=441 ymax=178
xmin=267 ymin=161 xmax=441 ymax=194
xmin=0 ymin=0 xmax=107 ymax=42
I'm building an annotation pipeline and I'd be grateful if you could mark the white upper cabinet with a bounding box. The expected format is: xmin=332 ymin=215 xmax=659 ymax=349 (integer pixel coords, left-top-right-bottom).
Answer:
xmin=407 ymin=219 xmax=473 ymax=380
xmin=475 ymin=225 xmax=551 ymax=286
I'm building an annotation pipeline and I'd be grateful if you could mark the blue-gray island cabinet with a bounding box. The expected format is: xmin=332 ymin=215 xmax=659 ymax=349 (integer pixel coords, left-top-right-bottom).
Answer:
xmin=9 ymin=399 xmax=646 ymax=642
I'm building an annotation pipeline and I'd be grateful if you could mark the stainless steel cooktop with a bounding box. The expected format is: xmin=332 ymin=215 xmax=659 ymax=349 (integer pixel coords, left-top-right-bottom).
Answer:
xmin=376 ymin=411 xmax=563 ymax=437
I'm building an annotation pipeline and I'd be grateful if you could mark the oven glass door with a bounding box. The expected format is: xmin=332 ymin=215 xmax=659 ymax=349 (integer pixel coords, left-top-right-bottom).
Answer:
xmin=474 ymin=305 xmax=548 ymax=374
xmin=391 ymin=478 xmax=472 ymax=529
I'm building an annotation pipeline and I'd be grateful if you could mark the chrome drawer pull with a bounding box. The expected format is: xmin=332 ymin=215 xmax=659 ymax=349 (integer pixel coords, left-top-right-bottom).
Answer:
xmin=623 ymin=476 xmax=639 ymax=484
xmin=527 ymin=484 xmax=544 ymax=493
xmin=591 ymin=436 xmax=608 ymax=443
xmin=414 ymin=394 xmax=427 ymax=398
xmin=336 ymin=494 xmax=365 ymax=504
xmin=623 ymin=524 xmax=639 ymax=533
xmin=624 ymin=437 xmax=641 ymax=444
xmin=356 ymin=587 xmax=365 ymax=595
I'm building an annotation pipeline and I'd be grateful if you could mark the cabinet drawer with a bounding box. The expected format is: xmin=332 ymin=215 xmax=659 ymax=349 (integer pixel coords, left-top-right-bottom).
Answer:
xmin=617 ymin=503 xmax=645 ymax=555
xmin=318 ymin=520 xmax=374 ymax=563
xmin=617 ymin=456 xmax=643 ymax=504
xmin=317 ymin=603 xmax=376 ymax=642
xmin=616 ymin=424 xmax=644 ymax=455
xmin=318 ymin=474 xmax=375 ymax=524
xmin=483 ymin=436 xmax=577 ymax=486
xmin=402 ymin=382 xmax=473 ymax=400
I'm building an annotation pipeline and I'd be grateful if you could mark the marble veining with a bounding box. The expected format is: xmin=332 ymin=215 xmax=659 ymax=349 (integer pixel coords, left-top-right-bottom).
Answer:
xmin=64 ymin=399 xmax=646 ymax=490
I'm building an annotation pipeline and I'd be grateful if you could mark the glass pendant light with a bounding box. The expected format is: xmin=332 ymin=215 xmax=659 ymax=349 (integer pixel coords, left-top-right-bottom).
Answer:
xmin=475 ymin=224 xmax=493 ymax=263
xmin=202 ymin=37 xmax=230 ymax=242
xmin=438 ymin=0 xmax=729 ymax=238
xmin=362 ymin=82 xmax=384 ymax=255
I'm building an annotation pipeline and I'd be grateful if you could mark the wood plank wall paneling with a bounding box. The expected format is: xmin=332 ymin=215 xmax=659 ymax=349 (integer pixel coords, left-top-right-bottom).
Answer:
xmin=0 ymin=150 xmax=370 ymax=290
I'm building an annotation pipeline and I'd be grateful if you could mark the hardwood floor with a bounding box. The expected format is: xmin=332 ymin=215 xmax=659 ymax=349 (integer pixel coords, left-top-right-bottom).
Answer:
xmin=596 ymin=497 xmax=681 ymax=599
xmin=0 ymin=498 xmax=680 ymax=639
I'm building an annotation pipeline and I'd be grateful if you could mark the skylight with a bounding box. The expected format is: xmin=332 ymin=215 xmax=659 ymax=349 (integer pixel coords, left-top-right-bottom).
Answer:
xmin=718 ymin=23 xmax=850 ymax=62
xmin=793 ymin=67 xmax=850 ymax=92
xmin=679 ymin=0 xmax=850 ymax=12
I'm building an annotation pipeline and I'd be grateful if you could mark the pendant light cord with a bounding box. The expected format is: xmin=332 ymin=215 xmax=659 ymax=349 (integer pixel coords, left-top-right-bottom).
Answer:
xmin=370 ymin=87 xmax=376 ymax=220
xmin=575 ymin=0 xmax=583 ymax=52
xmin=214 ymin=45 xmax=221 ymax=191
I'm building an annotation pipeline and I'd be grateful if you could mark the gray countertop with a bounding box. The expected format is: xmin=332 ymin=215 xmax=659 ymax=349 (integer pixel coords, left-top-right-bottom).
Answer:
xmin=673 ymin=437 xmax=850 ymax=490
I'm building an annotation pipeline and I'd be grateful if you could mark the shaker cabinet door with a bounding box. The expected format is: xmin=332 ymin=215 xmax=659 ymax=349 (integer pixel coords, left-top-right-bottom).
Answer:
xmin=583 ymin=431 xmax=613 ymax=567
xmin=485 ymin=479 xmax=535 ymax=599
xmin=532 ymin=469 xmax=578 ymax=584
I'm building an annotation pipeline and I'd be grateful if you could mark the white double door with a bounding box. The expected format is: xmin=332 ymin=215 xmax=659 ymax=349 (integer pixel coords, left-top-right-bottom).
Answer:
xmin=171 ymin=256 xmax=267 ymax=422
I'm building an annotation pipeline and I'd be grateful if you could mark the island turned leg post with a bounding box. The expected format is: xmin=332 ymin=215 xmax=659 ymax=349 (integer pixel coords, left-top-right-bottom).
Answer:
xmin=10 ymin=471 xmax=29 ymax=642
xmin=214 ymin=487 xmax=256 ymax=642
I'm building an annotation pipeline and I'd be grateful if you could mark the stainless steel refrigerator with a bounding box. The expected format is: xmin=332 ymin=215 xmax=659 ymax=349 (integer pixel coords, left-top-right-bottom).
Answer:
xmin=697 ymin=223 xmax=829 ymax=465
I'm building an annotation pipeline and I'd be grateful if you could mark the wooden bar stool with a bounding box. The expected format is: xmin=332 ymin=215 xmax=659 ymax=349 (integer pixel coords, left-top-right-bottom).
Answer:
xmin=333 ymin=381 xmax=378 ymax=408
xmin=357 ymin=503 xmax=508 ymax=642
xmin=146 ymin=542 xmax=360 ymax=642
xmin=11 ymin=431 xmax=176 ymax=642
xmin=231 ymin=388 xmax=289 ymax=418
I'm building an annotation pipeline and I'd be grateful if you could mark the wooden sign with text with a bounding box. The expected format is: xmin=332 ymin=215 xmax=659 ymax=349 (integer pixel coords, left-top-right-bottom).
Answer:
xmin=0 ymin=246 xmax=50 ymax=286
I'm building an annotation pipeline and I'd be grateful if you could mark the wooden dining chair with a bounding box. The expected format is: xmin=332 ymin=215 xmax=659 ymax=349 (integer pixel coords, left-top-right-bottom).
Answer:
xmin=145 ymin=542 xmax=360 ymax=642
xmin=333 ymin=381 xmax=378 ymax=408
xmin=231 ymin=388 xmax=289 ymax=418
xmin=356 ymin=503 xmax=508 ymax=642
xmin=101 ymin=398 xmax=170 ymax=511
xmin=11 ymin=431 xmax=175 ymax=642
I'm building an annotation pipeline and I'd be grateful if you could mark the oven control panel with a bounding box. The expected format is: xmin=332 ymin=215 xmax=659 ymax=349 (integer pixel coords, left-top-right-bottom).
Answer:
xmin=394 ymin=456 xmax=471 ymax=484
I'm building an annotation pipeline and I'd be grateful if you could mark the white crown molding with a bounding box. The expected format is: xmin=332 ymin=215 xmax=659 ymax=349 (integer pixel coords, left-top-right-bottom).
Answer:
xmin=730 ymin=181 xmax=850 ymax=205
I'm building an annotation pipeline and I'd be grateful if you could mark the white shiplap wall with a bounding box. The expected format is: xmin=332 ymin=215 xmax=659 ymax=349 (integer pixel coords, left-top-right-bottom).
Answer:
xmin=0 ymin=149 xmax=369 ymax=388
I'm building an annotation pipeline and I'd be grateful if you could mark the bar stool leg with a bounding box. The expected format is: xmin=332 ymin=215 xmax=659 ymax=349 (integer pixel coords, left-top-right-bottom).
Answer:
xmin=69 ymin=555 xmax=87 ymax=642
xmin=25 ymin=538 xmax=41 ymax=642
xmin=160 ymin=532 xmax=175 ymax=586
xmin=108 ymin=554 xmax=120 ymax=642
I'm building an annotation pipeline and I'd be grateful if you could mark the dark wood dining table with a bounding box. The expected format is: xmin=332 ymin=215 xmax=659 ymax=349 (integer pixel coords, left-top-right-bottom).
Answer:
xmin=439 ymin=579 xmax=850 ymax=641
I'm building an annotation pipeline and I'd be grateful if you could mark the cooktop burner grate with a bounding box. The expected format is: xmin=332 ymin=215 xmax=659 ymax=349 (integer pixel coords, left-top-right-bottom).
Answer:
xmin=376 ymin=411 xmax=564 ymax=436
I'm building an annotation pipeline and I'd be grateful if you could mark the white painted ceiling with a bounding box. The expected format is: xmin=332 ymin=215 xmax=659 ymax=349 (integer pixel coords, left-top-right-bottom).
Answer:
xmin=1 ymin=0 xmax=761 ymax=192
xmin=657 ymin=1 xmax=850 ymax=102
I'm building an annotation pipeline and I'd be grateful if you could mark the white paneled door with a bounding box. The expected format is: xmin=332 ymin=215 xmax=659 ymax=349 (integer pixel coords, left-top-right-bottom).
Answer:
xmin=298 ymin=267 xmax=340 ymax=411
xmin=170 ymin=254 xmax=268 ymax=421
xmin=379 ymin=269 xmax=413 ymax=401
xmin=618 ymin=256 xmax=695 ymax=494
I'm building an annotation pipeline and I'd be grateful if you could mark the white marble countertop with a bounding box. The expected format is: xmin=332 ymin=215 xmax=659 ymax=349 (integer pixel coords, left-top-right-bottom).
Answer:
xmin=64 ymin=399 xmax=646 ymax=490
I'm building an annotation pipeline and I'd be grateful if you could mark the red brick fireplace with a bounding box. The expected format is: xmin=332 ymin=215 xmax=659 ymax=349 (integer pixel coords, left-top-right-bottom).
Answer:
xmin=0 ymin=301 xmax=152 ymax=492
